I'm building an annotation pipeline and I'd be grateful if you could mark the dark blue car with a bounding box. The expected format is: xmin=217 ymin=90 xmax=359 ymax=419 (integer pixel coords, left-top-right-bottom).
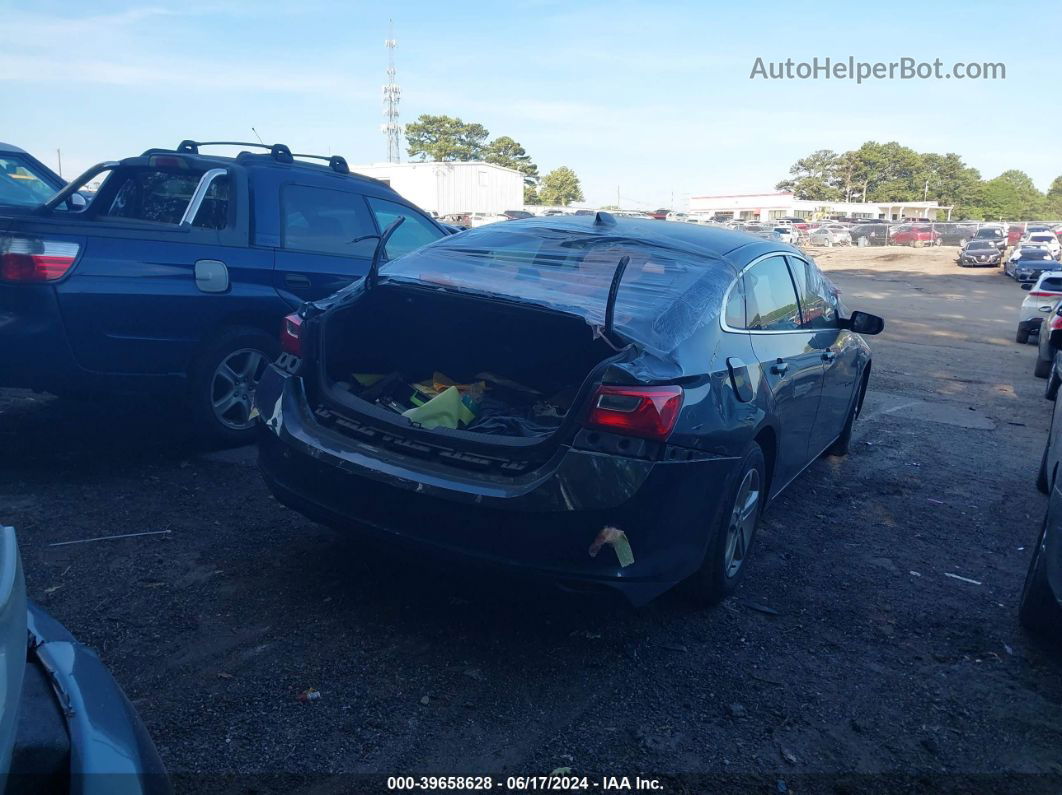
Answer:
xmin=255 ymin=215 xmax=883 ymax=605
xmin=0 ymin=142 xmax=67 ymax=212
xmin=0 ymin=141 xmax=447 ymax=443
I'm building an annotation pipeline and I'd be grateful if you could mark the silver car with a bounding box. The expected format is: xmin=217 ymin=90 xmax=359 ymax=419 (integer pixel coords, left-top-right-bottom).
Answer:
xmin=808 ymin=224 xmax=851 ymax=247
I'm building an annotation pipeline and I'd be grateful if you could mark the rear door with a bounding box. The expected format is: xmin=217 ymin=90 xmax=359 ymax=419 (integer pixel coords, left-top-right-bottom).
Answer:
xmin=787 ymin=255 xmax=859 ymax=454
xmin=273 ymin=184 xmax=379 ymax=302
xmin=55 ymin=162 xmax=256 ymax=375
xmin=740 ymin=255 xmax=825 ymax=489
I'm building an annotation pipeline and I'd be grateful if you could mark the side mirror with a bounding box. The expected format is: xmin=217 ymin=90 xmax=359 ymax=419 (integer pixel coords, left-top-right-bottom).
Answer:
xmin=1022 ymin=283 xmax=1033 ymax=291
xmin=842 ymin=310 xmax=885 ymax=335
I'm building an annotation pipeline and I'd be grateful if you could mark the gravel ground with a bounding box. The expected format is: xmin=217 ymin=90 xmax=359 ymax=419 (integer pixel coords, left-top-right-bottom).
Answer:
xmin=2 ymin=245 xmax=1061 ymax=792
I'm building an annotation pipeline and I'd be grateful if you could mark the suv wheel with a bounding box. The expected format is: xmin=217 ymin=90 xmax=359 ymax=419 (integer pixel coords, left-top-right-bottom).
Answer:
xmin=1035 ymin=354 xmax=1053 ymax=379
xmin=683 ymin=443 xmax=766 ymax=607
xmin=189 ymin=327 xmax=278 ymax=446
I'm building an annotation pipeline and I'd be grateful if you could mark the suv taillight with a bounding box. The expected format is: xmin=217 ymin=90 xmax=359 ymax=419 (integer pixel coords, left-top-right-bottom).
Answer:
xmin=585 ymin=385 xmax=683 ymax=441
xmin=280 ymin=312 xmax=303 ymax=356
xmin=0 ymin=236 xmax=80 ymax=282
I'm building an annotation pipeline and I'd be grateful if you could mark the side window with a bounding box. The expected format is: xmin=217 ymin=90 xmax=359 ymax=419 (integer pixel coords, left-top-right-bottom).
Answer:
xmin=724 ymin=277 xmax=746 ymax=329
xmin=366 ymin=196 xmax=445 ymax=259
xmin=104 ymin=169 xmax=205 ymax=225
xmin=191 ymin=175 xmax=230 ymax=231
xmin=281 ymin=185 xmax=377 ymax=257
xmin=787 ymin=257 xmax=838 ymax=329
xmin=743 ymin=256 xmax=801 ymax=331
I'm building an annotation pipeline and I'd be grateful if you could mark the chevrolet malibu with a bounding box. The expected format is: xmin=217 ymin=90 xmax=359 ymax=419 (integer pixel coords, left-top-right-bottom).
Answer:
xmin=255 ymin=215 xmax=883 ymax=606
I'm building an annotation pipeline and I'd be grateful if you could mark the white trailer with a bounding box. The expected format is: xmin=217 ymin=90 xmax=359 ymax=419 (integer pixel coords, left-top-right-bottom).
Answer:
xmin=348 ymin=161 xmax=524 ymax=217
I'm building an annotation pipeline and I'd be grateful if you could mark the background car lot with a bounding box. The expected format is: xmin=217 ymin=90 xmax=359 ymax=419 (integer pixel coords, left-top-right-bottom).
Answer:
xmin=2 ymin=246 xmax=1062 ymax=786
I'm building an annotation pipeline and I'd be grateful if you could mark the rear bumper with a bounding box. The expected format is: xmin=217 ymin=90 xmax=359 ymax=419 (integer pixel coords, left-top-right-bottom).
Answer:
xmin=255 ymin=368 xmax=739 ymax=605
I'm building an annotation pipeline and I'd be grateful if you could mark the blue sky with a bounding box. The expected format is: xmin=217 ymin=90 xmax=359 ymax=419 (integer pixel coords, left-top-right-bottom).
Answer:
xmin=3 ymin=0 xmax=1060 ymax=209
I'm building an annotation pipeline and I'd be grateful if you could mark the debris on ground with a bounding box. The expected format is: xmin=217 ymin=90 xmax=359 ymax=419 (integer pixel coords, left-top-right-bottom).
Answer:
xmin=296 ymin=688 xmax=321 ymax=703
xmin=587 ymin=526 xmax=634 ymax=567
xmin=727 ymin=703 xmax=747 ymax=718
xmin=944 ymin=572 xmax=982 ymax=586
xmin=742 ymin=602 xmax=780 ymax=616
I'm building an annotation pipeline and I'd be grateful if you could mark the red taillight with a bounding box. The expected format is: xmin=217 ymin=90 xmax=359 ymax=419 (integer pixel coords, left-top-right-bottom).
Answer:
xmin=1029 ymin=291 xmax=1061 ymax=297
xmin=1052 ymin=316 xmax=1062 ymax=331
xmin=585 ymin=385 xmax=683 ymax=441
xmin=280 ymin=312 xmax=303 ymax=356
xmin=0 ymin=236 xmax=80 ymax=282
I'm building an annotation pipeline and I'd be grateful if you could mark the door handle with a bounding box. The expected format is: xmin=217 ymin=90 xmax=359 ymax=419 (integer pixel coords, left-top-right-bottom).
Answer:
xmin=822 ymin=350 xmax=837 ymax=362
xmin=284 ymin=273 xmax=312 ymax=288
xmin=770 ymin=358 xmax=789 ymax=375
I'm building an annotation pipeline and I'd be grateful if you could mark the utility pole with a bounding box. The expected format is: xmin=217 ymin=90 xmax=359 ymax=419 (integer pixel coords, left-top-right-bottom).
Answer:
xmin=382 ymin=21 xmax=401 ymax=163
xmin=616 ymin=185 xmax=620 ymax=209
xmin=56 ymin=149 xmax=62 ymax=178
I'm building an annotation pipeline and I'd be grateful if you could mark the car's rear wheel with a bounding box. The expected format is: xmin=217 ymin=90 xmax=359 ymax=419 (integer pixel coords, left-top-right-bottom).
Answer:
xmin=958 ymin=237 xmax=968 ymax=247
xmin=1035 ymin=354 xmax=1053 ymax=379
xmin=857 ymin=236 xmax=869 ymax=247
xmin=683 ymin=444 xmax=766 ymax=607
xmin=189 ymin=327 xmax=278 ymax=446
xmin=1019 ymin=517 xmax=1060 ymax=637
xmin=1016 ymin=327 xmax=1030 ymax=344
xmin=1037 ymin=444 xmax=1050 ymax=494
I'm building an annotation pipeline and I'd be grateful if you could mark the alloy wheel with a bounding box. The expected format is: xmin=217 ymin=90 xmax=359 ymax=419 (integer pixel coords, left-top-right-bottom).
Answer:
xmin=723 ymin=468 xmax=761 ymax=578
xmin=211 ymin=348 xmax=268 ymax=431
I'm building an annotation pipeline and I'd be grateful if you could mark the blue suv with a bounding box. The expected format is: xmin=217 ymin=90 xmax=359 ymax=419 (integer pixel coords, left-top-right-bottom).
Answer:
xmin=0 ymin=140 xmax=447 ymax=443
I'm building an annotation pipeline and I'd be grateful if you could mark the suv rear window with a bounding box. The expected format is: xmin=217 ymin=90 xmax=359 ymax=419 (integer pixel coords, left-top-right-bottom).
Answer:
xmin=101 ymin=168 xmax=230 ymax=229
xmin=1040 ymin=278 xmax=1062 ymax=292
xmin=281 ymin=185 xmax=377 ymax=257
xmin=366 ymin=197 xmax=444 ymax=259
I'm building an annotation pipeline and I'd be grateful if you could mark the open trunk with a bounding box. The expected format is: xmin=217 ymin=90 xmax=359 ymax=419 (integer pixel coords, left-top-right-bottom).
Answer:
xmin=317 ymin=283 xmax=621 ymax=446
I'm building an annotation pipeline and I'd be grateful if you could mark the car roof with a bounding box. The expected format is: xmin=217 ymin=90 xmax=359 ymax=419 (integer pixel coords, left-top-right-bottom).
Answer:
xmin=0 ymin=142 xmax=28 ymax=154
xmin=493 ymin=214 xmax=805 ymax=264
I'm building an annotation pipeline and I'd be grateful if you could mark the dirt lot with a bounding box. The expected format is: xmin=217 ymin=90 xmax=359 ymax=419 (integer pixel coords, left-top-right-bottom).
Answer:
xmin=3 ymin=244 xmax=1062 ymax=792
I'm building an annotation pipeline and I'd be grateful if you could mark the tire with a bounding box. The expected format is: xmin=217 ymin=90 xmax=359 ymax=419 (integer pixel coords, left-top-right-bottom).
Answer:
xmin=1048 ymin=356 xmax=1062 ymax=400
xmin=1019 ymin=517 xmax=1061 ymax=637
xmin=958 ymin=237 xmax=968 ymax=247
xmin=683 ymin=443 xmax=766 ymax=607
xmin=1037 ymin=444 xmax=1050 ymax=495
xmin=827 ymin=370 xmax=868 ymax=457
xmin=1016 ymin=327 xmax=1030 ymax=345
xmin=823 ymin=238 xmax=833 ymax=248
xmin=1035 ymin=355 xmax=1053 ymax=379
xmin=933 ymin=238 xmax=942 ymax=247
xmin=188 ymin=327 xmax=279 ymax=446
xmin=857 ymin=236 xmax=869 ymax=247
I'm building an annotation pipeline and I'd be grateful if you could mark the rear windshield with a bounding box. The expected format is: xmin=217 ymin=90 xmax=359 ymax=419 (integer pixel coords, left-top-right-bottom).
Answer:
xmin=1020 ymin=248 xmax=1053 ymax=257
xmin=1040 ymin=278 xmax=1062 ymax=291
xmin=97 ymin=167 xmax=230 ymax=229
xmin=0 ymin=153 xmax=62 ymax=207
xmin=1030 ymin=235 xmax=1055 ymax=243
xmin=382 ymin=224 xmax=731 ymax=359
xmin=967 ymin=241 xmax=993 ymax=249
xmin=976 ymin=229 xmax=1003 ymax=238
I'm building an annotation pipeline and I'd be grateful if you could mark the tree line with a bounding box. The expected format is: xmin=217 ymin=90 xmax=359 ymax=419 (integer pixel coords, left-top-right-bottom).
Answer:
xmin=404 ymin=114 xmax=584 ymax=207
xmin=777 ymin=142 xmax=1062 ymax=221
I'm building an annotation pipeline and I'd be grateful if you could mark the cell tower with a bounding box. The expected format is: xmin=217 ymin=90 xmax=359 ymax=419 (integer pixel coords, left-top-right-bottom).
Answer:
xmin=382 ymin=21 xmax=401 ymax=163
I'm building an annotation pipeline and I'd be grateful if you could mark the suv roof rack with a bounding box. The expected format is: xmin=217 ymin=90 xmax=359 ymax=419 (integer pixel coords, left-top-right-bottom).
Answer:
xmin=172 ymin=140 xmax=351 ymax=174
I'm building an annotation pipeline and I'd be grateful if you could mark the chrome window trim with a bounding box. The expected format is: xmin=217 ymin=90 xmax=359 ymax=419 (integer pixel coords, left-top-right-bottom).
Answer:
xmin=42 ymin=161 xmax=119 ymax=210
xmin=179 ymin=167 xmax=228 ymax=227
xmin=719 ymin=251 xmax=810 ymax=336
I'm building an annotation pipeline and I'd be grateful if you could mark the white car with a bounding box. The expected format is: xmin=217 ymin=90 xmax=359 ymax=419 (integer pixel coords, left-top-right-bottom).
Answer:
xmin=1017 ymin=271 xmax=1062 ymax=343
xmin=1022 ymin=233 xmax=1062 ymax=259
xmin=772 ymin=226 xmax=800 ymax=246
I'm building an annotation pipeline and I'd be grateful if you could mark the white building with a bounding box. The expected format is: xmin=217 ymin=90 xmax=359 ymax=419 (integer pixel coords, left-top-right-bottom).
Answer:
xmin=688 ymin=191 xmax=951 ymax=222
xmin=349 ymin=161 xmax=524 ymax=217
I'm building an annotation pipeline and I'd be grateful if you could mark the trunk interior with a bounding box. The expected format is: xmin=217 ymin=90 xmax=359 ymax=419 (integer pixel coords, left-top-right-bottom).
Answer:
xmin=319 ymin=284 xmax=620 ymax=443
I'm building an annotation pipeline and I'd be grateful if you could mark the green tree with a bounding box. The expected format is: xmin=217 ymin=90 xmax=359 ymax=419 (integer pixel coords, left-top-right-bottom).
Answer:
xmin=523 ymin=184 xmax=541 ymax=205
xmin=775 ymin=149 xmax=842 ymax=200
xmin=1048 ymin=176 xmax=1062 ymax=198
xmin=919 ymin=152 xmax=982 ymax=219
xmin=484 ymin=136 xmax=538 ymax=184
xmin=405 ymin=114 xmax=489 ymax=161
xmin=539 ymin=166 xmax=584 ymax=206
xmin=980 ymin=171 xmax=1043 ymax=220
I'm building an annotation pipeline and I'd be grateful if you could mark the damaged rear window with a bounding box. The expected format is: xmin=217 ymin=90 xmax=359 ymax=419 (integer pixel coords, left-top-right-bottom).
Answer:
xmin=380 ymin=224 xmax=732 ymax=359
